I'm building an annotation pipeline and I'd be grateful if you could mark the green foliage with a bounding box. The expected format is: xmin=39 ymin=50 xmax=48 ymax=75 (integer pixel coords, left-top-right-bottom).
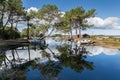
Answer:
xmin=54 ymin=21 xmax=70 ymax=33
xmin=0 ymin=0 xmax=25 ymax=39
xmin=8 ymin=0 xmax=24 ymax=14
xmin=64 ymin=7 xmax=85 ymax=21
xmin=39 ymin=61 xmax=62 ymax=77
xmin=36 ymin=4 xmax=61 ymax=35
xmin=22 ymin=4 xmax=62 ymax=37
xmin=56 ymin=44 xmax=71 ymax=55
xmin=55 ymin=6 xmax=96 ymax=36
xmin=0 ymin=2 xmax=96 ymax=39
xmin=0 ymin=27 xmax=20 ymax=39
xmin=109 ymin=35 xmax=114 ymax=38
xmin=21 ymin=27 xmax=35 ymax=37
xmin=56 ymin=43 xmax=94 ymax=73
xmin=63 ymin=6 xmax=95 ymax=25
xmin=37 ymin=4 xmax=60 ymax=24
xmin=21 ymin=28 xmax=27 ymax=37
xmin=38 ymin=24 xmax=50 ymax=33
xmin=91 ymin=35 xmax=96 ymax=40
xmin=27 ymin=9 xmax=37 ymax=18
xmin=21 ymin=24 xmax=51 ymax=37
xmin=51 ymin=34 xmax=62 ymax=37
xmin=0 ymin=55 xmax=4 ymax=66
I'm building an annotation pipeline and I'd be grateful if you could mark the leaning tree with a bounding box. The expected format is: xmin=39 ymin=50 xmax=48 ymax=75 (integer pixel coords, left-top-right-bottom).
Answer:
xmin=37 ymin=4 xmax=62 ymax=36
xmin=0 ymin=0 xmax=25 ymax=39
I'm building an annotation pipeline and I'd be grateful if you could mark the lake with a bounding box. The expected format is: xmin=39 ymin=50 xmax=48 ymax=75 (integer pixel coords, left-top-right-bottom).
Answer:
xmin=0 ymin=38 xmax=120 ymax=80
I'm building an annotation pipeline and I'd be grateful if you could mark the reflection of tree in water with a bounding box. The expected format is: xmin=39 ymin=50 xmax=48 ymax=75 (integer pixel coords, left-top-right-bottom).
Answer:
xmin=0 ymin=54 xmax=4 ymax=66
xmin=0 ymin=45 xmax=39 ymax=80
xmin=0 ymin=53 xmax=26 ymax=80
xmin=38 ymin=47 xmax=62 ymax=79
xmin=56 ymin=43 xmax=94 ymax=73
xmin=38 ymin=43 xmax=94 ymax=79
xmin=39 ymin=61 xmax=62 ymax=80
xmin=0 ymin=42 xmax=94 ymax=80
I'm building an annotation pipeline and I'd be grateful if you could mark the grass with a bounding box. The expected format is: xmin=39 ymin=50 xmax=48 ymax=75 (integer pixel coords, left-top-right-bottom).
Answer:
xmin=91 ymin=37 xmax=120 ymax=49
xmin=104 ymin=41 xmax=120 ymax=45
xmin=63 ymin=37 xmax=120 ymax=49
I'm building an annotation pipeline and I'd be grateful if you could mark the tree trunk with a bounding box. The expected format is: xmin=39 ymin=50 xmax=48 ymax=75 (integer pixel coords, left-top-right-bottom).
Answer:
xmin=76 ymin=28 xmax=78 ymax=38
xmin=70 ymin=19 xmax=73 ymax=39
xmin=27 ymin=20 xmax=30 ymax=39
xmin=0 ymin=7 xmax=4 ymax=39
xmin=10 ymin=18 xmax=14 ymax=39
xmin=28 ymin=45 xmax=31 ymax=61
xmin=1 ymin=12 xmax=12 ymax=39
xmin=70 ymin=27 xmax=73 ymax=39
xmin=11 ymin=50 xmax=16 ymax=68
xmin=79 ymin=27 xmax=81 ymax=38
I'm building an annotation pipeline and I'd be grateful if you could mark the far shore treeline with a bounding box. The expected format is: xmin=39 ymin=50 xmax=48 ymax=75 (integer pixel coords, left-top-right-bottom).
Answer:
xmin=0 ymin=0 xmax=96 ymax=40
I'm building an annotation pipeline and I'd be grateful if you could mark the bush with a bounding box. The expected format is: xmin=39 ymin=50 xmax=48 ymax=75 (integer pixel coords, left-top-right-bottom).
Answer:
xmin=109 ymin=36 xmax=114 ymax=38
xmin=52 ymin=34 xmax=62 ymax=37
xmin=82 ymin=34 xmax=90 ymax=38
xmin=0 ymin=27 xmax=20 ymax=39
xmin=91 ymin=35 xmax=96 ymax=40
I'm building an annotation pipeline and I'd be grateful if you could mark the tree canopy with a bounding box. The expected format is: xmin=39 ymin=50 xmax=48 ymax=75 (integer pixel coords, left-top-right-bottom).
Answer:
xmin=0 ymin=0 xmax=96 ymax=39
xmin=0 ymin=0 xmax=25 ymax=39
xmin=37 ymin=4 xmax=61 ymax=24
xmin=55 ymin=7 xmax=96 ymax=38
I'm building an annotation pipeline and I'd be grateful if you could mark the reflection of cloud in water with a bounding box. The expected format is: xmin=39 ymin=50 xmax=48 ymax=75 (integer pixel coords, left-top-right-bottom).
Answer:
xmin=6 ymin=50 xmax=42 ymax=61
xmin=46 ymin=38 xmax=59 ymax=48
xmin=86 ymin=46 xmax=120 ymax=56
xmin=5 ymin=48 xmax=58 ymax=64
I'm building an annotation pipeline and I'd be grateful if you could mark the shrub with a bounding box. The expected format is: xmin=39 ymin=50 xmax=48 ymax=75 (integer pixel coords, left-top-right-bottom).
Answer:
xmin=109 ymin=36 xmax=114 ymax=39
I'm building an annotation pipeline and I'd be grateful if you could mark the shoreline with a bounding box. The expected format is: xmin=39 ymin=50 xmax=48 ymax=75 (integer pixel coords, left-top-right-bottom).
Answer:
xmin=1 ymin=38 xmax=120 ymax=49
xmin=94 ymin=43 xmax=120 ymax=49
xmin=73 ymin=37 xmax=120 ymax=49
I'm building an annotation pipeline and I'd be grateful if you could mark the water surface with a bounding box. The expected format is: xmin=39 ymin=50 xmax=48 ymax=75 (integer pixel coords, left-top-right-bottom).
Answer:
xmin=0 ymin=38 xmax=120 ymax=80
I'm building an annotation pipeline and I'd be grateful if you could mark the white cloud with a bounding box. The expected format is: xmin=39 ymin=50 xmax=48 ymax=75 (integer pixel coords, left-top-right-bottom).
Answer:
xmin=87 ymin=17 xmax=120 ymax=29
xmin=87 ymin=46 xmax=120 ymax=56
xmin=27 ymin=7 xmax=38 ymax=13
xmin=60 ymin=12 xmax=65 ymax=17
xmin=30 ymin=18 xmax=48 ymax=25
xmin=112 ymin=26 xmax=120 ymax=29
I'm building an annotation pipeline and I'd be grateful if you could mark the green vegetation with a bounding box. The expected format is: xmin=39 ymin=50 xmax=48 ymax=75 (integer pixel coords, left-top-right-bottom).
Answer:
xmin=55 ymin=7 xmax=96 ymax=38
xmin=103 ymin=38 xmax=120 ymax=46
xmin=1 ymin=0 xmax=120 ymax=49
xmin=51 ymin=34 xmax=62 ymax=37
xmin=0 ymin=27 xmax=20 ymax=39
xmin=0 ymin=0 xmax=96 ymax=40
xmin=109 ymin=35 xmax=114 ymax=38
xmin=90 ymin=37 xmax=120 ymax=49
xmin=0 ymin=0 xmax=25 ymax=39
xmin=56 ymin=43 xmax=94 ymax=72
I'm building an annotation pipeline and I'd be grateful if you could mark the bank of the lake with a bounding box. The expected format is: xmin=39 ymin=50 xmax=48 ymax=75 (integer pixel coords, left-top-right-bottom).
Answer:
xmin=73 ymin=37 xmax=120 ymax=49
xmin=1 ymin=37 xmax=120 ymax=49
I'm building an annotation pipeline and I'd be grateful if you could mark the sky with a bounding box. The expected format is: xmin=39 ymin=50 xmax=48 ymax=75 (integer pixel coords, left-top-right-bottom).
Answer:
xmin=21 ymin=0 xmax=120 ymax=35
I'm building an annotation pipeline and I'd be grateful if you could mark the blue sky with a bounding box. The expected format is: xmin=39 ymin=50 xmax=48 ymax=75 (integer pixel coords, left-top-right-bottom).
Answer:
xmin=21 ymin=0 xmax=120 ymax=35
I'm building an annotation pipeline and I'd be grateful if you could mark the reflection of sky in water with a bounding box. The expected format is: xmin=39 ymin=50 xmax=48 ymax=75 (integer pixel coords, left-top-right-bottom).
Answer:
xmin=1 ymin=38 xmax=120 ymax=80
xmin=48 ymin=40 xmax=120 ymax=80
xmin=87 ymin=46 xmax=120 ymax=56
xmin=47 ymin=38 xmax=120 ymax=56
xmin=57 ymin=52 xmax=120 ymax=80
xmin=26 ymin=67 xmax=41 ymax=80
xmin=84 ymin=53 xmax=120 ymax=80
xmin=46 ymin=38 xmax=75 ymax=47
